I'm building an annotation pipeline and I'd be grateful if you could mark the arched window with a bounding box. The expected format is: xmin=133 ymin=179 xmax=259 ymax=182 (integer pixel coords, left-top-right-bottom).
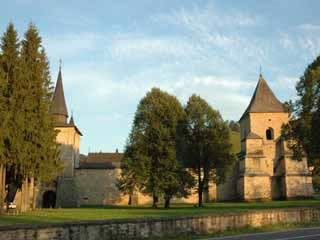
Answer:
xmin=266 ymin=128 xmax=274 ymax=140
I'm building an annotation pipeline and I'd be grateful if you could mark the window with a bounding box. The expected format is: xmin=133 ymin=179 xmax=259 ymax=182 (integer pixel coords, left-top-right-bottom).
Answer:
xmin=266 ymin=128 xmax=274 ymax=140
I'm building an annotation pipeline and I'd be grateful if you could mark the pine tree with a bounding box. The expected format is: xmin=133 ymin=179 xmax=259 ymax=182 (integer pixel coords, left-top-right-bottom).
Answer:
xmin=0 ymin=23 xmax=62 ymax=208
xmin=0 ymin=23 xmax=25 ymax=205
xmin=20 ymin=24 xmax=61 ymax=183
xmin=0 ymin=62 xmax=7 ymax=212
xmin=178 ymin=95 xmax=235 ymax=207
xmin=0 ymin=23 xmax=20 ymax=166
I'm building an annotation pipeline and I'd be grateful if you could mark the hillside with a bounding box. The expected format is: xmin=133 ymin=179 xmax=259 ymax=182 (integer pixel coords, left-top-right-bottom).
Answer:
xmin=231 ymin=131 xmax=241 ymax=154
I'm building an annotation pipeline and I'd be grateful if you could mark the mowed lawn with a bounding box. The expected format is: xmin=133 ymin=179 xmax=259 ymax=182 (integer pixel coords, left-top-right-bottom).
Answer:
xmin=1 ymin=200 xmax=320 ymax=226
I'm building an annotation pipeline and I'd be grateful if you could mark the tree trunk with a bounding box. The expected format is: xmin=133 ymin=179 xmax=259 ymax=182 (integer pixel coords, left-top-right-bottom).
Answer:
xmin=152 ymin=194 xmax=158 ymax=208
xmin=198 ymin=186 xmax=203 ymax=207
xmin=0 ymin=165 xmax=4 ymax=214
xmin=31 ymin=178 xmax=36 ymax=210
xmin=128 ymin=195 xmax=132 ymax=205
xmin=203 ymin=170 xmax=209 ymax=203
xmin=164 ymin=196 xmax=171 ymax=209
xmin=6 ymin=183 xmax=18 ymax=205
xmin=198 ymin=163 xmax=203 ymax=207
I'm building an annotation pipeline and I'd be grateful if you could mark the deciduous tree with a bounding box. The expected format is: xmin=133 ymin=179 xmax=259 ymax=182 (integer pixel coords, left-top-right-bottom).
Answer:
xmin=282 ymin=56 xmax=320 ymax=174
xmin=118 ymin=88 xmax=194 ymax=208
xmin=178 ymin=95 xmax=235 ymax=207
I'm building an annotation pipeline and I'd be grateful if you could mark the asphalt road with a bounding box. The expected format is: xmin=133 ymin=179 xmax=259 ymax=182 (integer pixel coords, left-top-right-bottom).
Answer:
xmin=201 ymin=227 xmax=320 ymax=240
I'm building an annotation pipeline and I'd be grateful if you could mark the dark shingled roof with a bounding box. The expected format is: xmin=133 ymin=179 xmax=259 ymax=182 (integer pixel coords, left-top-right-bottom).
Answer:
xmin=87 ymin=152 xmax=123 ymax=164
xmin=50 ymin=68 xmax=68 ymax=118
xmin=240 ymin=74 xmax=285 ymax=120
xmin=78 ymin=162 xmax=118 ymax=169
xmin=78 ymin=152 xmax=123 ymax=169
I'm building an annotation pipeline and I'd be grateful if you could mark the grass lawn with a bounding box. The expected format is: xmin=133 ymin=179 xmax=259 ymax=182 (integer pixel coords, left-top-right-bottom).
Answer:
xmin=0 ymin=199 xmax=320 ymax=226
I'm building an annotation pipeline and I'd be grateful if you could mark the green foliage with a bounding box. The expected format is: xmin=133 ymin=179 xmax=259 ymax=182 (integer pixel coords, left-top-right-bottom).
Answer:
xmin=0 ymin=23 xmax=62 ymax=198
xmin=282 ymin=55 xmax=320 ymax=173
xmin=230 ymin=131 xmax=241 ymax=154
xmin=178 ymin=95 xmax=236 ymax=207
xmin=118 ymin=88 xmax=195 ymax=208
xmin=20 ymin=24 xmax=62 ymax=182
xmin=226 ymin=120 xmax=240 ymax=132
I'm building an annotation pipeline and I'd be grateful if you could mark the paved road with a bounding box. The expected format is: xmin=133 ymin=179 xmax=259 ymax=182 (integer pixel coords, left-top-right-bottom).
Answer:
xmin=201 ymin=227 xmax=320 ymax=240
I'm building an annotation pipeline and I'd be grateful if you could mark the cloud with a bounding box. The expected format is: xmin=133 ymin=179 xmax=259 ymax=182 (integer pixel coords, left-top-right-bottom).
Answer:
xmin=152 ymin=3 xmax=259 ymax=30
xmin=149 ymin=4 xmax=269 ymax=73
xmin=43 ymin=32 xmax=104 ymax=59
xmin=191 ymin=76 xmax=255 ymax=89
xmin=38 ymin=1 xmax=320 ymax=153
xmin=298 ymin=24 xmax=320 ymax=31
xmin=279 ymin=33 xmax=295 ymax=50
xmin=275 ymin=76 xmax=298 ymax=90
xmin=109 ymin=36 xmax=198 ymax=60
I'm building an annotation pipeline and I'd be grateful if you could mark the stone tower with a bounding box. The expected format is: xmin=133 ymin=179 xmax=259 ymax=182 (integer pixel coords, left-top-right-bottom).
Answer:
xmin=48 ymin=66 xmax=82 ymax=207
xmin=237 ymin=74 xmax=313 ymax=200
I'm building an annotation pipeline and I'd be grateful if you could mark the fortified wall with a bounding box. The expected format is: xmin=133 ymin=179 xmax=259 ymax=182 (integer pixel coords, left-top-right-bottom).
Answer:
xmin=0 ymin=70 xmax=314 ymax=211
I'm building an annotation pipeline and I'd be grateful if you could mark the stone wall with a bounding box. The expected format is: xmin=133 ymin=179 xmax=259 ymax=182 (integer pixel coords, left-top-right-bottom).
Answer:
xmin=242 ymin=175 xmax=271 ymax=200
xmin=74 ymin=168 xmax=216 ymax=206
xmin=56 ymin=177 xmax=78 ymax=208
xmin=1 ymin=207 xmax=320 ymax=240
xmin=74 ymin=168 xmax=127 ymax=206
xmin=217 ymin=162 xmax=238 ymax=201
xmin=55 ymin=127 xmax=81 ymax=177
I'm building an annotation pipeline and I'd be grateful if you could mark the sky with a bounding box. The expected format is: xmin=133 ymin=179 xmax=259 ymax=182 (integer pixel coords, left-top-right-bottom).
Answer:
xmin=2 ymin=0 xmax=320 ymax=154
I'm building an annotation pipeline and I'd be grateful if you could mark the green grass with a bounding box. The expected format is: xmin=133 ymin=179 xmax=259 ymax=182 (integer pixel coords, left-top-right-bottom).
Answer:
xmin=1 ymin=199 xmax=320 ymax=226
xmin=231 ymin=131 xmax=240 ymax=154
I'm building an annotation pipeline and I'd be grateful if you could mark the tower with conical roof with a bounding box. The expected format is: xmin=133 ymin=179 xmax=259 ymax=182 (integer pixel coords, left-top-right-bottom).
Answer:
xmin=51 ymin=65 xmax=68 ymax=124
xmin=233 ymin=74 xmax=313 ymax=201
xmin=47 ymin=65 xmax=83 ymax=208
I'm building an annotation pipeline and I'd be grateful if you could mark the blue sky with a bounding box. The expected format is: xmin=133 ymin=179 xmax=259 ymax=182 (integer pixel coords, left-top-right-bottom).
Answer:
xmin=2 ymin=1 xmax=320 ymax=154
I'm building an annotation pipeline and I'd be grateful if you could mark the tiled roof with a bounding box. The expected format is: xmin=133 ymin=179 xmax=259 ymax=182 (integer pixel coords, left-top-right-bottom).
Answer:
xmin=78 ymin=152 xmax=124 ymax=169
xmin=50 ymin=69 xmax=68 ymax=118
xmin=78 ymin=162 xmax=118 ymax=169
xmin=240 ymin=74 xmax=285 ymax=120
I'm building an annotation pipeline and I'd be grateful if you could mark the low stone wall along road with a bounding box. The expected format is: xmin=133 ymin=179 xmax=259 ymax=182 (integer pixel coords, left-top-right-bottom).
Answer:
xmin=204 ymin=227 xmax=320 ymax=240
xmin=1 ymin=208 xmax=320 ymax=240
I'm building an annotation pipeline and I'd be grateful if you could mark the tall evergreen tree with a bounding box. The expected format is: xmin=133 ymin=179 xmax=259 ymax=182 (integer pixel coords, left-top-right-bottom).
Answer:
xmin=0 ymin=61 xmax=7 ymax=212
xmin=0 ymin=23 xmax=62 ymax=207
xmin=118 ymin=88 xmax=194 ymax=208
xmin=0 ymin=23 xmax=24 ymax=204
xmin=282 ymin=55 xmax=320 ymax=174
xmin=20 ymin=24 xmax=61 ymax=183
xmin=0 ymin=23 xmax=20 ymax=166
xmin=178 ymin=95 xmax=235 ymax=207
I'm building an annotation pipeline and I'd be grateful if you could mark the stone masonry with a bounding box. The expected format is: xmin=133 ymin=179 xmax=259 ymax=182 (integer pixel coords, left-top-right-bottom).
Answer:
xmin=1 ymin=207 xmax=320 ymax=240
xmin=218 ymin=74 xmax=313 ymax=201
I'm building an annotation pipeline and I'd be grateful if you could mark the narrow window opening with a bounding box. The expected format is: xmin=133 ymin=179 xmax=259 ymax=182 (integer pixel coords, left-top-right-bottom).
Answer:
xmin=266 ymin=128 xmax=274 ymax=140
